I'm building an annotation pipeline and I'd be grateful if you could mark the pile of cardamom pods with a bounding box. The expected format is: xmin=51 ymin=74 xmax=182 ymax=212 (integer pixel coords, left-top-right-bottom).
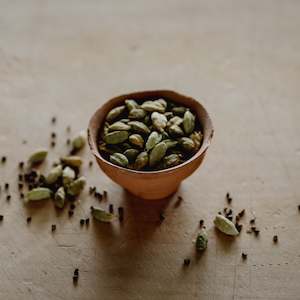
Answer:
xmin=99 ymin=98 xmax=203 ymax=171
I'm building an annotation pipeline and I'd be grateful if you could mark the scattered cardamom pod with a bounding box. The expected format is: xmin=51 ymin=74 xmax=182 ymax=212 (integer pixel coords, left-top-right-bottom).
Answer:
xmin=62 ymin=166 xmax=76 ymax=186
xmin=125 ymin=99 xmax=139 ymax=111
xmin=129 ymin=134 xmax=144 ymax=148
xmin=61 ymin=156 xmax=82 ymax=167
xmin=145 ymin=131 xmax=162 ymax=151
xmin=28 ymin=149 xmax=48 ymax=165
xmin=106 ymin=105 xmax=126 ymax=122
xmin=151 ymin=112 xmax=167 ymax=132
xmin=123 ymin=149 xmax=140 ymax=163
xmin=46 ymin=164 xmax=62 ymax=184
xmin=196 ymin=229 xmax=208 ymax=251
xmin=91 ymin=207 xmax=114 ymax=223
xmin=104 ymin=130 xmax=129 ymax=144
xmin=26 ymin=187 xmax=52 ymax=202
xmin=134 ymin=151 xmax=149 ymax=170
xmin=149 ymin=142 xmax=167 ymax=167
xmin=67 ymin=176 xmax=86 ymax=196
xmin=183 ymin=110 xmax=195 ymax=135
xmin=108 ymin=121 xmax=131 ymax=131
xmin=127 ymin=121 xmax=150 ymax=135
xmin=109 ymin=153 xmax=129 ymax=167
xmin=72 ymin=130 xmax=86 ymax=150
xmin=54 ymin=186 xmax=65 ymax=208
xmin=128 ymin=108 xmax=146 ymax=120
xmin=214 ymin=214 xmax=239 ymax=236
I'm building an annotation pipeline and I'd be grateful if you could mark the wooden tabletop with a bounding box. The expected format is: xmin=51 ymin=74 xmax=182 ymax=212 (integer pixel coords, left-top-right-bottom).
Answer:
xmin=1 ymin=1 xmax=300 ymax=299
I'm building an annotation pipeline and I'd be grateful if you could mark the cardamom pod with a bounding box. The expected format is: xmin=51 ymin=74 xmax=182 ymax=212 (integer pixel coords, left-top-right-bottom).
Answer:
xmin=91 ymin=207 xmax=114 ymax=222
xmin=108 ymin=121 xmax=131 ymax=131
xmin=26 ymin=187 xmax=52 ymax=202
xmin=129 ymin=134 xmax=144 ymax=148
xmin=183 ymin=110 xmax=195 ymax=134
xmin=103 ymin=122 xmax=110 ymax=136
xmin=67 ymin=176 xmax=86 ymax=196
xmin=167 ymin=116 xmax=183 ymax=127
xmin=104 ymin=130 xmax=129 ymax=144
xmin=164 ymin=112 xmax=174 ymax=120
xmin=121 ymin=142 xmax=132 ymax=150
xmin=106 ymin=105 xmax=126 ymax=122
xmin=196 ymin=229 xmax=208 ymax=251
xmin=134 ymin=151 xmax=149 ymax=170
xmin=62 ymin=166 xmax=76 ymax=186
xmin=119 ymin=118 xmax=130 ymax=123
xmin=190 ymin=131 xmax=203 ymax=149
xmin=149 ymin=142 xmax=167 ymax=167
xmin=156 ymin=98 xmax=167 ymax=108
xmin=72 ymin=130 xmax=86 ymax=150
xmin=123 ymin=149 xmax=140 ymax=163
xmin=128 ymin=108 xmax=146 ymax=120
xmin=46 ymin=165 xmax=62 ymax=184
xmin=127 ymin=121 xmax=150 ymax=135
xmin=145 ymin=131 xmax=162 ymax=151
xmin=125 ymin=99 xmax=139 ymax=111
xmin=172 ymin=106 xmax=187 ymax=116
xmin=141 ymin=101 xmax=165 ymax=113
xmin=168 ymin=124 xmax=184 ymax=137
xmin=28 ymin=149 xmax=48 ymax=165
xmin=109 ymin=153 xmax=129 ymax=167
xmin=163 ymin=154 xmax=181 ymax=168
xmin=214 ymin=214 xmax=239 ymax=236
xmin=163 ymin=139 xmax=178 ymax=149
xmin=151 ymin=112 xmax=167 ymax=132
xmin=54 ymin=186 xmax=65 ymax=208
xmin=61 ymin=156 xmax=82 ymax=167
xmin=180 ymin=137 xmax=196 ymax=152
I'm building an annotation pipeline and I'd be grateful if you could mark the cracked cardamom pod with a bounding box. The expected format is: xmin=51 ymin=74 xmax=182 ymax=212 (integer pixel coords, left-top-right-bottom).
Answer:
xmin=26 ymin=187 xmax=52 ymax=202
xmin=46 ymin=164 xmax=62 ymax=184
xmin=196 ymin=229 xmax=208 ymax=251
xmin=72 ymin=130 xmax=86 ymax=150
xmin=180 ymin=137 xmax=196 ymax=152
xmin=109 ymin=153 xmax=129 ymax=167
xmin=62 ymin=166 xmax=76 ymax=186
xmin=28 ymin=149 xmax=48 ymax=165
xmin=127 ymin=121 xmax=150 ymax=135
xmin=151 ymin=112 xmax=167 ymax=132
xmin=61 ymin=156 xmax=82 ymax=167
xmin=125 ymin=99 xmax=139 ymax=111
xmin=214 ymin=214 xmax=239 ymax=236
xmin=145 ymin=131 xmax=162 ymax=151
xmin=134 ymin=151 xmax=149 ymax=170
xmin=149 ymin=142 xmax=167 ymax=167
xmin=190 ymin=131 xmax=203 ymax=149
xmin=106 ymin=105 xmax=126 ymax=122
xmin=141 ymin=101 xmax=165 ymax=113
xmin=91 ymin=207 xmax=114 ymax=222
xmin=168 ymin=124 xmax=184 ymax=137
xmin=54 ymin=186 xmax=65 ymax=208
xmin=104 ymin=130 xmax=128 ymax=144
xmin=67 ymin=176 xmax=86 ymax=196
xmin=163 ymin=154 xmax=181 ymax=168
xmin=108 ymin=121 xmax=131 ymax=131
xmin=128 ymin=108 xmax=146 ymax=120
xmin=123 ymin=149 xmax=140 ymax=163
xmin=183 ymin=110 xmax=195 ymax=134
xmin=129 ymin=134 xmax=144 ymax=148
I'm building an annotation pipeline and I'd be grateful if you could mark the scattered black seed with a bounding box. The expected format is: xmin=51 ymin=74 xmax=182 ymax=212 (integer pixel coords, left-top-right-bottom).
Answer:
xmin=103 ymin=190 xmax=107 ymax=200
xmin=95 ymin=192 xmax=102 ymax=200
xmin=118 ymin=207 xmax=124 ymax=221
xmin=254 ymin=229 xmax=260 ymax=236
xmin=242 ymin=253 xmax=247 ymax=260
xmin=298 ymin=205 xmax=300 ymax=211
xmin=73 ymin=275 xmax=78 ymax=284
xmin=236 ymin=223 xmax=243 ymax=233
xmin=66 ymin=139 xmax=71 ymax=145
xmin=225 ymin=208 xmax=232 ymax=216
xmin=238 ymin=209 xmax=245 ymax=218
xmin=199 ymin=219 xmax=204 ymax=227
xmin=218 ymin=211 xmax=222 ymax=215
xmin=68 ymin=210 xmax=74 ymax=217
xmin=109 ymin=204 xmax=114 ymax=214
xmin=26 ymin=217 xmax=32 ymax=223
xmin=80 ymin=219 xmax=85 ymax=226
xmin=250 ymin=218 xmax=255 ymax=224
xmin=89 ymin=186 xmax=96 ymax=195
xmin=90 ymin=206 xmax=94 ymax=211
xmin=22 ymin=140 xmax=27 ymax=144
xmin=227 ymin=216 xmax=233 ymax=221
xmin=51 ymin=141 xmax=56 ymax=148
xmin=70 ymin=204 xmax=76 ymax=210
xmin=18 ymin=174 xmax=23 ymax=181
xmin=226 ymin=192 xmax=230 ymax=199
xmin=85 ymin=218 xmax=90 ymax=225
xmin=236 ymin=215 xmax=240 ymax=222
xmin=51 ymin=224 xmax=56 ymax=232
xmin=89 ymin=161 xmax=93 ymax=167
xmin=1 ymin=156 xmax=7 ymax=163
xmin=273 ymin=235 xmax=278 ymax=243
xmin=51 ymin=132 xmax=56 ymax=139
xmin=51 ymin=116 xmax=56 ymax=124
xmin=159 ymin=212 xmax=165 ymax=222
xmin=19 ymin=161 xmax=24 ymax=169
xmin=20 ymin=193 xmax=24 ymax=199
xmin=74 ymin=268 xmax=79 ymax=276
xmin=18 ymin=183 xmax=23 ymax=190
xmin=183 ymin=258 xmax=191 ymax=266
xmin=6 ymin=195 xmax=11 ymax=201
xmin=0 ymin=215 xmax=3 ymax=221
xmin=174 ymin=195 xmax=183 ymax=208
xmin=227 ymin=197 xmax=232 ymax=204
xmin=4 ymin=183 xmax=9 ymax=190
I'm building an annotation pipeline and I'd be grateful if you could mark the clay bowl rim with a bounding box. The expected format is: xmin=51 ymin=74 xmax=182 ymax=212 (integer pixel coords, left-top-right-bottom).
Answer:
xmin=88 ymin=90 xmax=214 ymax=176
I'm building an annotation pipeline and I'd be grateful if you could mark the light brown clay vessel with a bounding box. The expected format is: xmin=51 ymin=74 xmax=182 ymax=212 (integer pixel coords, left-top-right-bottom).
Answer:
xmin=88 ymin=90 xmax=214 ymax=200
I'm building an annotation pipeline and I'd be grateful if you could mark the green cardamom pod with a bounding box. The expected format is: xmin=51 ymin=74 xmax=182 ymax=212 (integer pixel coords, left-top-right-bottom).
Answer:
xmin=67 ymin=176 xmax=86 ymax=196
xmin=62 ymin=166 xmax=76 ymax=186
xmin=134 ymin=151 xmax=149 ymax=170
xmin=168 ymin=124 xmax=184 ymax=137
xmin=190 ymin=131 xmax=203 ymax=150
xmin=129 ymin=134 xmax=144 ymax=148
xmin=125 ymin=99 xmax=139 ymax=111
xmin=141 ymin=101 xmax=165 ymax=113
xmin=167 ymin=116 xmax=183 ymax=127
xmin=163 ymin=139 xmax=178 ymax=149
xmin=103 ymin=122 xmax=110 ymax=136
xmin=127 ymin=121 xmax=150 ymax=135
xmin=26 ymin=187 xmax=52 ymax=203
xmin=183 ymin=110 xmax=195 ymax=134
xmin=149 ymin=142 xmax=167 ymax=167
xmin=72 ymin=130 xmax=86 ymax=150
xmin=109 ymin=153 xmax=129 ymax=167
xmin=61 ymin=156 xmax=82 ymax=167
xmin=91 ymin=207 xmax=114 ymax=222
xmin=155 ymin=98 xmax=167 ymax=108
xmin=46 ymin=164 xmax=63 ymax=185
xmin=54 ymin=186 xmax=65 ymax=208
xmin=151 ymin=112 xmax=167 ymax=132
xmin=128 ymin=108 xmax=146 ymax=120
xmin=108 ymin=121 xmax=131 ymax=131
xmin=180 ymin=137 xmax=196 ymax=152
xmin=28 ymin=149 xmax=48 ymax=165
xmin=104 ymin=130 xmax=129 ymax=144
xmin=106 ymin=105 xmax=126 ymax=122
xmin=145 ymin=131 xmax=162 ymax=151
xmin=123 ymin=149 xmax=140 ymax=163
xmin=163 ymin=154 xmax=181 ymax=168
xmin=172 ymin=106 xmax=187 ymax=116
xmin=119 ymin=118 xmax=130 ymax=123
xmin=214 ymin=214 xmax=239 ymax=236
xmin=196 ymin=229 xmax=208 ymax=251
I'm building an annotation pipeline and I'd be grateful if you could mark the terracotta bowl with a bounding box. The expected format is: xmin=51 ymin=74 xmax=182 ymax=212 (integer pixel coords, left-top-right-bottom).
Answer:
xmin=88 ymin=90 xmax=214 ymax=200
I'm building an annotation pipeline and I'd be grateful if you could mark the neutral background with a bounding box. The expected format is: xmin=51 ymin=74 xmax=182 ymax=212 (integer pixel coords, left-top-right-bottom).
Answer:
xmin=1 ymin=1 xmax=300 ymax=299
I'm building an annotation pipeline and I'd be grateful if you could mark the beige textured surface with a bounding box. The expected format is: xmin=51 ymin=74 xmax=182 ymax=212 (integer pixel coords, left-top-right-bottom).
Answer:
xmin=1 ymin=1 xmax=300 ymax=299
